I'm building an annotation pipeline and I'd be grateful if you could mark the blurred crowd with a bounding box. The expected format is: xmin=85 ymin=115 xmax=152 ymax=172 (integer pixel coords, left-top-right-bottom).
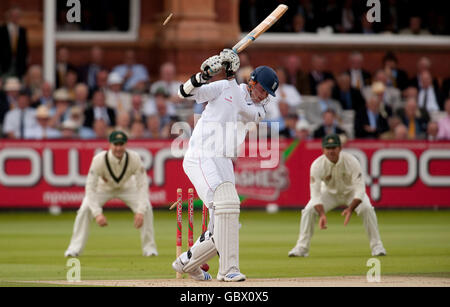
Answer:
xmin=253 ymin=51 xmax=450 ymax=141
xmin=241 ymin=0 xmax=450 ymax=35
xmin=1 ymin=5 xmax=450 ymax=142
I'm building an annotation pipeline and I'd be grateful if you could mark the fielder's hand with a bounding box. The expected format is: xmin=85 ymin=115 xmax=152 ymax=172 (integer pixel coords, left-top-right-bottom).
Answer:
xmin=342 ymin=208 xmax=353 ymax=226
xmin=95 ymin=214 xmax=108 ymax=227
xmin=319 ymin=215 xmax=327 ymax=230
xmin=134 ymin=213 xmax=144 ymax=229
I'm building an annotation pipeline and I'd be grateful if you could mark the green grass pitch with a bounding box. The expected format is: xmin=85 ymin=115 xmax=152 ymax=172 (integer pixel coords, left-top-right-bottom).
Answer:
xmin=0 ymin=209 xmax=450 ymax=286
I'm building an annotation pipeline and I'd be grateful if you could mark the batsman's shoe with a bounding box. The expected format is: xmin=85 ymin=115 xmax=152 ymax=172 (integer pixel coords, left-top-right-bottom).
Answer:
xmin=189 ymin=267 xmax=212 ymax=281
xmin=288 ymin=247 xmax=309 ymax=257
xmin=217 ymin=272 xmax=246 ymax=282
xmin=64 ymin=250 xmax=79 ymax=258
xmin=372 ymin=246 xmax=387 ymax=257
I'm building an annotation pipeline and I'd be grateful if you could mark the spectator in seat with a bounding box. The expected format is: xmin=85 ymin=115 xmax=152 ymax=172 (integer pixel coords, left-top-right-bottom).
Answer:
xmin=0 ymin=6 xmax=29 ymax=78
xmin=73 ymin=83 xmax=90 ymax=112
xmin=346 ymin=52 xmax=371 ymax=91
xmin=129 ymin=94 xmax=147 ymax=125
xmin=363 ymin=71 xmax=401 ymax=113
xmin=114 ymin=111 xmax=131 ymax=136
xmin=92 ymin=118 xmax=110 ymax=139
xmin=23 ymin=65 xmax=44 ymax=105
xmin=437 ymin=98 xmax=450 ymax=140
xmin=55 ymin=47 xmax=77 ymax=89
xmin=301 ymin=80 xmax=343 ymax=128
xmin=417 ymin=70 xmax=442 ymax=113
xmin=379 ymin=115 xmax=403 ymax=140
xmin=308 ymin=54 xmax=334 ymax=95
xmin=49 ymin=89 xmax=72 ymax=129
xmin=105 ymin=72 xmax=132 ymax=113
xmin=399 ymin=16 xmax=431 ymax=35
xmin=313 ymin=109 xmax=347 ymax=139
xmin=426 ymin=121 xmax=439 ymax=141
xmin=83 ymin=90 xmax=116 ymax=128
xmin=279 ymin=113 xmax=299 ymax=139
xmin=150 ymin=62 xmax=182 ymax=115
xmin=409 ymin=57 xmax=439 ymax=91
xmin=25 ymin=105 xmax=61 ymax=140
xmin=60 ymin=119 xmax=80 ymax=139
xmin=282 ymin=54 xmax=310 ymax=95
xmin=332 ymin=72 xmax=366 ymax=111
xmin=295 ymin=119 xmax=312 ymax=141
xmin=146 ymin=114 xmax=162 ymax=139
xmin=78 ymin=46 xmax=105 ymax=92
xmin=3 ymin=89 xmax=37 ymax=139
xmin=129 ymin=120 xmax=146 ymax=140
xmin=354 ymin=95 xmax=390 ymax=139
xmin=112 ymin=49 xmax=149 ymax=92
xmin=34 ymin=81 xmax=54 ymax=109
xmin=382 ymin=52 xmax=409 ymax=90
xmin=335 ymin=0 xmax=356 ymax=33
xmin=393 ymin=124 xmax=409 ymax=140
xmin=0 ymin=77 xmax=21 ymax=126
xmin=397 ymin=97 xmax=429 ymax=140
xmin=89 ymin=69 xmax=109 ymax=97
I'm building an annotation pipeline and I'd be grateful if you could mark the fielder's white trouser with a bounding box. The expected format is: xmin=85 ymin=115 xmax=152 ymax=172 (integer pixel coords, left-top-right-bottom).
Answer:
xmin=181 ymin=156 xmax=241 ymax=275
xmin=294 ymin=192 xmax=384 ymax=253
xmin=66 ymin=190 xmax=157 ymax=256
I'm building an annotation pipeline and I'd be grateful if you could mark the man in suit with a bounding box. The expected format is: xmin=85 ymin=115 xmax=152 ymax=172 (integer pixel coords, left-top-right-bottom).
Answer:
xmin=83 ymin=90 xmax=116 ymax=129
xmin=332 ymin=72 xmax=366 ymax=111
xmin=313 ymin=109 xmax=347 ymax=139
xmin=282 ymin=55 xmax=310 ymax=95
xmin=308 ymin=55 xmax=334 ymax=95
xmin=417 ymin=70 xmax=442 ymax=112
xmin=0 ymin=6 xmax=29 ymax=78
xmin=382 ymin=52 xmax=409 ymax=90
xmin=354 ymin=95 xmax=390 ymax=139
xmin=346 ymin=52 xmax=371 ymax=91
xmin=78 ymin=46 xmax=105 ymax=92
xmin=55 ymin=47 xmax=78 ymax=89
xmin=396 ymin=97 xmax=430 ymax=140
xmin=409 ymin=57 xmax=439 ymax=91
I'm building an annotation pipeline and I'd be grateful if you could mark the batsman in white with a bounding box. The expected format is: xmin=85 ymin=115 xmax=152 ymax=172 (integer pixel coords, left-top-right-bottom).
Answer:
xmin=64 ymin=131 xmax=158 ymax=257
xmin=172 ymin=49 xmax=279 ymax=281
xmin=288 ymin=133 xmax=387 ymax=257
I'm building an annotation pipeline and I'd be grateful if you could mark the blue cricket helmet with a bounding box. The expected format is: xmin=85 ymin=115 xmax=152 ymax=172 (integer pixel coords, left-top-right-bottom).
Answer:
xmin=250 ymin=66 xmax=279 ymax=97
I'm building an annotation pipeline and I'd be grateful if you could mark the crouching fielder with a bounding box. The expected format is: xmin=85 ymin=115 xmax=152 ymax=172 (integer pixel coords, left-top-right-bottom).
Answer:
xmin=172 ymin=49 xmax=279 ymax=281
xmin=65 ymin=131 xmax=157 ymax=257
xmin=289 ymin=134 xmax=386 ymax=257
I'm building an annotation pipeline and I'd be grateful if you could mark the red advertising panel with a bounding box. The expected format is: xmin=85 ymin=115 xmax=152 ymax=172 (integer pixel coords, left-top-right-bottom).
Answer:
xmin=0 ymin=140 xmax=449 ymax=209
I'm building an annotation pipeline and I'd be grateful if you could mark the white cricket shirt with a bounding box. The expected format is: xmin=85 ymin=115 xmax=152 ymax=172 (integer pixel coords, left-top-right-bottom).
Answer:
xmin=186 ymin=79 xmax=266 ymax=158
xmin=309 ymin=151 xmax=366 ymax=206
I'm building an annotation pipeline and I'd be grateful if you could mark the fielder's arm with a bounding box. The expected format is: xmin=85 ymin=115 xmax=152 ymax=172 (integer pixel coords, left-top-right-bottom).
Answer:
xmin=85 ymin=155 xmax=103 ymax=218
xmin=309 ymin=161 xmax=327 ymax=229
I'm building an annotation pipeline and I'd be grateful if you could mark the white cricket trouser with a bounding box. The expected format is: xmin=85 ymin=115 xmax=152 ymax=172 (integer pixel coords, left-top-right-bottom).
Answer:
xmin=294 ymin=192 xmax=384 ymax=252
xmin=182 ymin=156 xmax=240 ymax=274
xmin=183 ymin=155 xmax=235 ymax=232
xmin=66 ymin=190 xmax=157 ymax=256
